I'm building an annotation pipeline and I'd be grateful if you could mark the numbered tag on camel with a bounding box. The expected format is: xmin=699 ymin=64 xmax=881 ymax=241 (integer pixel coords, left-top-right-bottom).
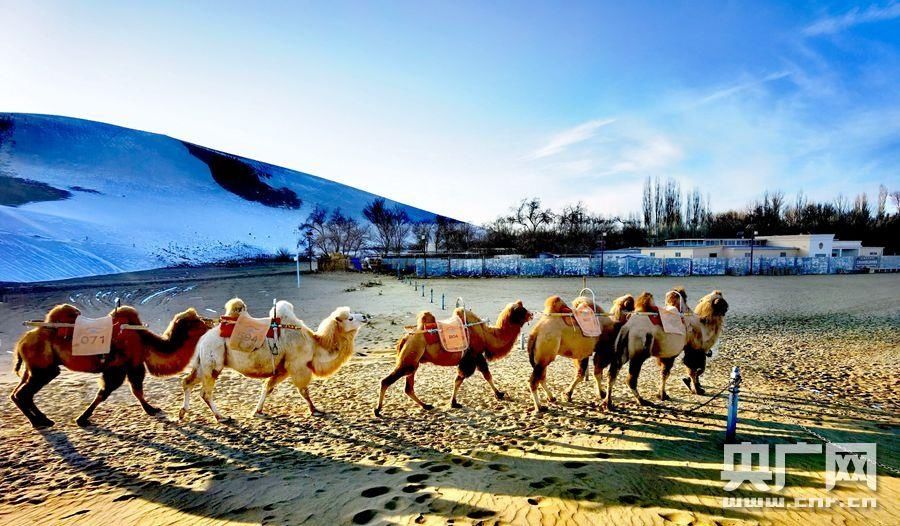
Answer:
xmin=573 ymin=303 xmax=602 ymax=337
xmin=437 ymin=315 xmax=469 ymax=353
xmin=72 ymin=315 xmax=114 ymax=356
xmin=659 ymin=305 xmax=686 ymax=335
xmin=228 ymin=312 xmax=271 ymax=352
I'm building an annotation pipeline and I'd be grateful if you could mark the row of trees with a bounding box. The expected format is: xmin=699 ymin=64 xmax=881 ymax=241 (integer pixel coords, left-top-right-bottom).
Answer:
xmin=297 ymin=183 xmax=900 ymax=260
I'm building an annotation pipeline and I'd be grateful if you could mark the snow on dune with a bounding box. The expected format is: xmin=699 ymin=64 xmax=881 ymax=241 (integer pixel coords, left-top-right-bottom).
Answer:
xmin=0 ymin=113 xmax=440 ymax=283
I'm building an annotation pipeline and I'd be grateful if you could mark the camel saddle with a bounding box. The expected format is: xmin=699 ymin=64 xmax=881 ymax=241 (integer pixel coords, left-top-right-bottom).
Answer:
xmin=72 ymin=315 xmax=114 ymax=356
xmin=658 ymin=306 xmax=685 ymax=335
xmin=573 ymin=303 xmax=602 ymax=337
xmin=430 ymin=314 xmax=469 ymax=353
xmin=225 ymin=313 xmax=280 ymax=352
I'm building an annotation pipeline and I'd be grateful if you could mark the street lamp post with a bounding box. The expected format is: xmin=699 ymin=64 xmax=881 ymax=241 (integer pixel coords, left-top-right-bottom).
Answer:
xmin=599 ymin=232 xmax=607 ymax=277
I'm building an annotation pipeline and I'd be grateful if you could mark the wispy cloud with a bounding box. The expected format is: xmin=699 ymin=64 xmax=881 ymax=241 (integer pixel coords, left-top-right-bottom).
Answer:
xmin=528 ymin=118 xmax=615 ymax=159
xmin=691 ymin=71 xmax=792 ymax=107
xmin=803 ymin=1 xmax=900 ymax=36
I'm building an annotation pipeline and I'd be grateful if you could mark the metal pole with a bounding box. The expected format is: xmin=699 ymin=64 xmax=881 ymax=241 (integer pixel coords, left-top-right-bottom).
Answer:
xmin=725 ymin=366 xmax=742 ymax=443
xmin=296 ymin=252 xmax=301 ymax=288
xmin=600 ymin=241 xmax=605 ymax=276
xmin=441 ymin=293 xmax=445 ymax=310
xmin=422 ymin=286 xmax=425 ymax=298
xmin=430 ymin=288 xmax=433 ymax=303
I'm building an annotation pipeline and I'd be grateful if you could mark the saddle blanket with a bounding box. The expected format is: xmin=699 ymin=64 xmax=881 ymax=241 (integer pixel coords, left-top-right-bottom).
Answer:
xmin=659 ymin=306 xmax=685 ymax=335
xmin=219 ymin=316 xmax=280 ymax=339
xmin=72 ymin=315 xmax=114 ymax=356
xmin=573 ymin=303 xmax=602 ymax=337
xmin=227 ymin=313 xmax=276 ymax=352
xmin=437 ymin=315 xmax=469 ymax=353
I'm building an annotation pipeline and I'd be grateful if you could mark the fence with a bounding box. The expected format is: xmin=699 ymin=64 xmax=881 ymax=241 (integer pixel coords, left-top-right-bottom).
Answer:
xmin=381 ymin=255 xmax=897 ymax=278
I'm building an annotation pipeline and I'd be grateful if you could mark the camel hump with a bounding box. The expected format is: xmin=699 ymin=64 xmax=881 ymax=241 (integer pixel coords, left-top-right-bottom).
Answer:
xmin=225 ymin=298 xmax=246 ymax=316
xmin=416 ymin=311 xmax=437 ymax=330
xmin=573 ymin=296 xmax=602 ymax=313
xmin=45 ymin=303 xmax=80 ymax=323
xmin=634 ymin=292 xmax=656 ymax=312
xmin=111 ymin=305 xmax=142 ymax=324
xmin=544 ymin=296 xmax=571 ymax=314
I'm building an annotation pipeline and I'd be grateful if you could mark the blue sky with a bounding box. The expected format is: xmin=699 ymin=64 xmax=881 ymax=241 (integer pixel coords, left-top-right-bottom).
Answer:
xmin=1 ymin=1 xmax=899 ymax=222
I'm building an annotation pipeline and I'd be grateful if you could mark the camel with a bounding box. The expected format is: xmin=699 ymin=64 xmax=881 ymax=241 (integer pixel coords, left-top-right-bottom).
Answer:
xmin=374 ymin=300 xmax=531 ymax=417
xmin=180 ymin=299 xmax=366 ymax=421
xmin=679 ymin=290 xmax=729 ymax=395
xmin=11 ymin=304 xmax=210 ymax=428
xmin=526 ymin=294 xmax=635 ymax=412
xmin=603 ymin=290 xmax=690 ymax=410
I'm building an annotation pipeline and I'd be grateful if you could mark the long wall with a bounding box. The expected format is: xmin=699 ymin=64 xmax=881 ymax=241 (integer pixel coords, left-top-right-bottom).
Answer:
xmin=381 ymin=255 xmax=900 ymax=277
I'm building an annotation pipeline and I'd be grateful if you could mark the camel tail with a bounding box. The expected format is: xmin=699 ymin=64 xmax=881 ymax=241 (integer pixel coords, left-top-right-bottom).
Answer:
xmin=145 ymin=344 xmax=197 ymax=377
xmin=13 ymin=346 xmax=22 ymax=377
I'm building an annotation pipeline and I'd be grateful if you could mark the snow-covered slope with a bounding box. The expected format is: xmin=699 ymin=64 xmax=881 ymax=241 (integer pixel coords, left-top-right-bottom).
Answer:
xmin=0 ymin=113 xmax=438 ymax=282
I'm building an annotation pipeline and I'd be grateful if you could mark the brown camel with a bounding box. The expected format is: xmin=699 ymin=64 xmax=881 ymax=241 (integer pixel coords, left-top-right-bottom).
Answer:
xmin=374 ymin=300 xmax=531 ymax=417
xmin=11 ymin=304 xmax=210 ymax=428
xmin=526 ymin=294 xmax=635 ymax=412
xmin=603 ymin=290 xmax=692 ymax=410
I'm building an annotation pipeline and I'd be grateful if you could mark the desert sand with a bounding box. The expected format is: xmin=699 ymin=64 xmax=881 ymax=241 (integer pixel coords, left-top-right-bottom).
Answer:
xmin=0 ymin=267 xmax=897 ymax=525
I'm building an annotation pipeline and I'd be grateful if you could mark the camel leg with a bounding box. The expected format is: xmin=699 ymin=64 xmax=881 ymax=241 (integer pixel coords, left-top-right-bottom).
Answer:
xmin=566 ymin=358 xmax=589 ymax=402
xmin=126 ymin=365 xmax=161 ymax=416
xmin=658 ymin=356 xmax=676 ymax=401
xmin=76 ymin=368 xmax=127 ymax=427
xmin=10 ymin=367 xmax=59 ymax=428
xmin=540 ymin=380 xmax=556 ymax=403
xmin=404 ymin=373 xmax=432 ymax=411
xmin=475 ymin=353 xmax=505 ymax=401
xmin=374 ymin=363 xmax=415 ymax=417
xmin=200 ymin=370 xmax=226 ymax=423
xmin=528 ymin=362 xmax=547 ymax=412
xmin=593 ymin=352 xmax=609 ymax=402
xmin=179 ymin=368 xmax=199 ymax=420
xmin=253 ymin=373 xmax=286 ymax=417
xmin=291 ymin=368 xmax=323 ymax=416
xmin=602 ymin=359 xmax=622 ymax=411
xmin=450 ymin=353 xmax=478 ymax=409
xmin=626 ymin=354 xmax=649 ymax=407
xmin=682 ymin=350 xmax=707 ymax=395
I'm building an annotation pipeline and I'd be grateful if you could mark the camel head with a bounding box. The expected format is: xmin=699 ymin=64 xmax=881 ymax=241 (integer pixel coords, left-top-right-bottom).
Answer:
xmin=634 ymin=292 xmax=656 ymax=312
xmin=224 ymin=298 xmax=247 ymax=316
xmin=501 ymin=300 xmax=532 ymax=326
xmin=314 ymin=306 xmax=366 ymax=349
xmin=695 ymin=290 xmax=729 ymax=319
xmin=417 ymin=311 xmax=437 ymax=329
xmin=46 ymin=303 xmax=81 ymax=324
xmin=613 ymin=294 xmax=635 ymax=313
xmin=544 ymin=295 xmax=571 ymax=315
xmin=672 ymin=286 xmax=688 ymax=312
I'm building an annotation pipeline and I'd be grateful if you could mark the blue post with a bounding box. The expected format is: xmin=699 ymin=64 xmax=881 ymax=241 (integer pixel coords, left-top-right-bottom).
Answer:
xmin=422 ymin=286 xmax=425 ymax=298
xmin=441 ymin=293 xmax=445 ymax=310
xmin=725 ymin=366 xmax=742 ymax=443
xmin=415 ymin=280 xmax=418 ymax=291
xmin=430 ymin=288 xmax=434 ymax=303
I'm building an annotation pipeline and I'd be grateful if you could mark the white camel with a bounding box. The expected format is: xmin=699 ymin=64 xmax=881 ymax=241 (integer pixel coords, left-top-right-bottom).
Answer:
xmin=179 ymin=299 xmax=366 ymax=421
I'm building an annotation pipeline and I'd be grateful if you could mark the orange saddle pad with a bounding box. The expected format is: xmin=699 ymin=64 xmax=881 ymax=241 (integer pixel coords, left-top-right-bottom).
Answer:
xmin=573 ymin=304 xmax=602 ymax=337
xmin=72 ymin=315 xmax=114 ymax=356
xmin=227 ymin=312 xmax=272 ymax=352
xmin=659 ymin=306 xmax=685 ymax=335
xmin=437 ymin=315 xmax=469 ymax=353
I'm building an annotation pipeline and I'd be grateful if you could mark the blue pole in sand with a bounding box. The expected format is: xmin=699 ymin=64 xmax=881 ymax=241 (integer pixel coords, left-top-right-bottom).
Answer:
xmin=421 ymin=286 xmax=425 ymax=298
xmin=430 ymin=289 xmax=433 ymax=303
xmin=441 ymin=294 xmax=445 ymax=310
xmin=725 ymin=366 xmax=741 ymax=443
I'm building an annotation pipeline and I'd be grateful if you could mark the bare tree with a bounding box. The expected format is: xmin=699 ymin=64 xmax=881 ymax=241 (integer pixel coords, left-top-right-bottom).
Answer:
xmin=411 ymin=221 xmax=433 ymax=253
xmin=363 ymin=198 xmax=411 ymax=256
xmin=300 ymin=205 xmax=329 ymax=255
xmin=877 ymin=184 xmax=888 ymax=219
xmin=510 ymin=197 xmax=553 ymax=235
xmin=892 ymin=191 xmax=900 ymax=214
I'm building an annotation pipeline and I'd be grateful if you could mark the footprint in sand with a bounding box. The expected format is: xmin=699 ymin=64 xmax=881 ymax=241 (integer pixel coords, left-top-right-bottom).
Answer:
xmin=406 ymin=473 xmax=430 ymax=483
xmin=466 ymin=509 xmax=496 ymax=520
xmin=488 ymin=463 xmax=509 ymax=472
xmin=529 ymin=476 xmax=561 ymax=489
xmin=427 ymin=464 xmax=450 ymax=473
xmin=384 ymin=497 xmax=401 ymax=511
xmin=563 ymin=461 xmax=587 ymax=469
xmin=618 ymin=494 xmax=640 ymax=505
xmin=402 ymin=484 xmax=425 ymax=493
xmin=352 ymin=509 xmax=378 ymax=524
xmin=659 ymin=511 xmax=696 ymax=525
xmin=385 ymin=467 xmax=401 ymax=474
xmin=360 ymin=486 xmax=390 ymax=498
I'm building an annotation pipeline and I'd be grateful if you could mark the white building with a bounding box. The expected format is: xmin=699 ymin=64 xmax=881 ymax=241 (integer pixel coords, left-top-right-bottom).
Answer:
xmin=641 ymin=234 xmax=882 ymax=259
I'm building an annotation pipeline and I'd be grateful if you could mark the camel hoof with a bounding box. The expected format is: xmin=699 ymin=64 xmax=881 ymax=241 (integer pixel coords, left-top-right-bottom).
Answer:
xmin=449 ymin=401 xmax=463 ymax=409
xmin=495 ymin=391 xmax=506 ymax=401
xmin=600 ymin=401 xmax=614 ymax=412
xmin=311 ymin=410 xmax=326 ymax=417
xmin=532 ymin=405 xmax=548 ymax=413
xmin=75 ymin=417 xmax=92 ymax=428
xmin=145 ymin=406 xmax=163 ymax=416
xmin=659 ymin=393 xmax=670 ymax=402
xmin=178 ymin=408 xmax=187 ymax=421
xmin=636 ymin=398 xmax=649 ymax=407
xmin=421 ymin=404 xmax=434 ymax=411
xmin=373 ymin=407 xmax=383 ymax=418
xmin=33 ymin=418 xmax=55 ymax=429
xmin=696 ymin=388 xmax=706 ymax=395
xmin=681 ymin=377 xmax=692 ymax=390
xmin=565 ymin=394 xmax=574 ymax=403
xmin=252 ymin=411 xmax=266 ymax=418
